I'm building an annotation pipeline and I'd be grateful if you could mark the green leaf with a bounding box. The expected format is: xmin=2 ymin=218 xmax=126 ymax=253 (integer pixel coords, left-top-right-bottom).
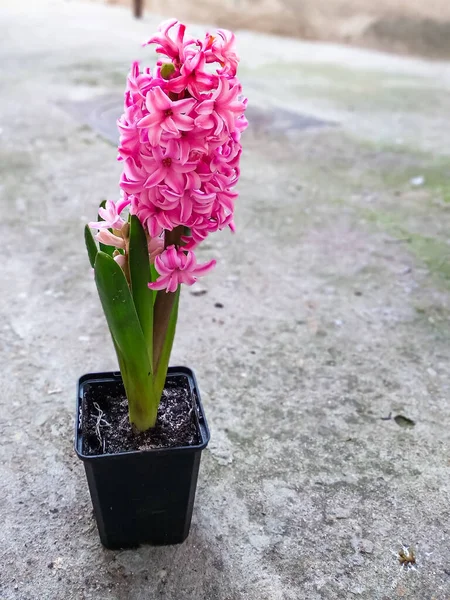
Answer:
xmin=99 ymin=244 xmax=115 ymax=257
xmin=129 ymin=215 xmax=153 ymax=370
xmin=150 ymin=263 xmax=159 ymax=306
xmin=84 ymin=225 xmax=98 ymax=268
xmin=94 ymin=251 xmax=158 ymax=430
xmin=150 ymin=263 xmax=159 ymax=283
xmin=154 ymin=286 xmax=180 ymax=400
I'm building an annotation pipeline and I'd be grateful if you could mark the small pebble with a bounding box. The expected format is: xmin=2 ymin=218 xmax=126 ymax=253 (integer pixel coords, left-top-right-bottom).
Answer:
xmin=190 ymin=288 xmax=207 ymax=297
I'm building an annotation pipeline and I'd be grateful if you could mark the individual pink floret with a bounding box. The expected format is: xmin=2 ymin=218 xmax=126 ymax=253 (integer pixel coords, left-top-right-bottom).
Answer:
xmin=89 ymin=199 xmax=129 ymax=230
xmin=95 ymin=230 xmax=126 ymax=249
xmin=141 ymin=141 xmax=198 ymax=192
xmin=138 ymin=87 xmax=196 ymax=146
xmin=149 ymin=245 xmax=216 ymax=292
xmin=205 ymin=29 xmax=239 ymax=76
xmin=143 ymin=19 xmax=188 ymax=63
xmin=195 ymin=77 xmax=246 ymax=135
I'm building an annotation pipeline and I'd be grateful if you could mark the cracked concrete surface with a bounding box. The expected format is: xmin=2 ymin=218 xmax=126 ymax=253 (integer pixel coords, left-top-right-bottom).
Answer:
xmin=1 ymin=1 xmax=450 ymax=598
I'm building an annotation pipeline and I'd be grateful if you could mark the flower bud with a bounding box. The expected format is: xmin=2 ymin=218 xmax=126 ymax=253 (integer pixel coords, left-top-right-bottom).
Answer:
xmin=160 ymin=63 xmax=175 ymax=80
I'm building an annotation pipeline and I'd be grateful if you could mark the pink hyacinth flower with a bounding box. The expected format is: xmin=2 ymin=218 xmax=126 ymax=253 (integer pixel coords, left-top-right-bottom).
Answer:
xmin=173 ymin=127 xmax=208 ymax=164
xmin=151 ymin=185 xmax=182 ymax=211
xmin=112 ymin=20 xmax=247 ymax=293
xmin=89 ymin=199 xmax=130 ymax=230
xmin=114 ymin=253 xmax=127 ymax=268
xmin=95 ymin=230 xmax=126 ymax=249
xmin=125 ymin=62 xmax=153 ymax=105
xmin=141 ymin=140 xmax=198 ymax=192
xmin=166 ymin=50 xmax=216 ymax=97
xmin=133 ymin=191 xmax=179 ymax=236
xmin=195 ymin=77 xmax=246 ymax=134
xmin=205 ymin=29 xmax=239 ymax=76
xmin=120 ymin=153 xmax=152 ymax=195
xmin=149 ymin=245 xmax=216 ymax=292
xmin=143 ymin=19 xmax=189 ymax=63
xmin=138 ymin=87 xmax=196 ymax=146
xmin=117 ymin=104 xmax=145 ymax=160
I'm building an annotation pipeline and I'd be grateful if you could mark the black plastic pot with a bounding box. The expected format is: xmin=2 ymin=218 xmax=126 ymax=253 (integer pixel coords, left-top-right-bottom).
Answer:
xmin=75 ymin=367 xmax=210 ymax=549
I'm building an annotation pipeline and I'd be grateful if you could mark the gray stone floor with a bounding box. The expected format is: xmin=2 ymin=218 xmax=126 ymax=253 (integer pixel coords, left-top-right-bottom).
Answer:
xmin=2 ymin=1 xmax=450 ymax=598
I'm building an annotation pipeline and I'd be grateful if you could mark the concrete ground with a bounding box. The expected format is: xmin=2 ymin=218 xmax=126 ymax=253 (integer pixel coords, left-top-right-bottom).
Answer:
xmin=1 ymin=1 xmax=450 ymax=598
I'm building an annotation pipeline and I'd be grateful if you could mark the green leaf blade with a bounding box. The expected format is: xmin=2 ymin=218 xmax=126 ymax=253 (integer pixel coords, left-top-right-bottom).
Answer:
xmin=94 ymin=251 xmax=157 ymax=430
xmin=99 ymin=243 xmax=115 ymax=257
xmin=154 ymin=286 xmax=180 ymax=400
xmin=84 ymin=225 xmax=98 ymax=268
xmin=129 ymin=215 xmax=153 ymax=371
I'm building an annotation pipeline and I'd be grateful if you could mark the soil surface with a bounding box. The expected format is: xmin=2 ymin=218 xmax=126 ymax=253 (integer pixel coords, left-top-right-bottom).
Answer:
xmin=82 ymin=375 xmax=200 ymax=454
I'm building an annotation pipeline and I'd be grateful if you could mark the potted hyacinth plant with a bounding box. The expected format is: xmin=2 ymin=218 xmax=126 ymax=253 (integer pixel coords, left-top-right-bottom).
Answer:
xmin=75 ymin=20 xmax=247 ymax=549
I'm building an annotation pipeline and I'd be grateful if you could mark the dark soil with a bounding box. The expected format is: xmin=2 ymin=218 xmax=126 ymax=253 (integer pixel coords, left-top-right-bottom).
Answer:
xmin=82 ymin=374 xmax=200 ymax=455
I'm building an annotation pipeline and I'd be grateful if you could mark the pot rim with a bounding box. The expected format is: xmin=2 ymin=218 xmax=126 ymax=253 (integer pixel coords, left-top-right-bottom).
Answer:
xmin=75 ymin=366 xmax=210 ymax=461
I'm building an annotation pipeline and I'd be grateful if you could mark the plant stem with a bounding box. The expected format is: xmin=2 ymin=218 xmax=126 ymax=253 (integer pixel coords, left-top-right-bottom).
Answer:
xmin=153 ymin=290 xmax=177 ymax=372
xmin=152 ymin=225 xmax=184 ymax=371
xmin=165 ymin=225 xmax=183 ymax=248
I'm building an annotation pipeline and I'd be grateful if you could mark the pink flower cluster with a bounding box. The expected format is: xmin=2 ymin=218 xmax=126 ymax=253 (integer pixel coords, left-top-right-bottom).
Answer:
xmin=90 ymin=20 xmax=247 ymax=292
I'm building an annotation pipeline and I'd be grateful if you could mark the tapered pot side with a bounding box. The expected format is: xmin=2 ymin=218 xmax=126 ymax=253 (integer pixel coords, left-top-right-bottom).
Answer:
xmin=75 ymin=367 xmax=210 ymax=549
